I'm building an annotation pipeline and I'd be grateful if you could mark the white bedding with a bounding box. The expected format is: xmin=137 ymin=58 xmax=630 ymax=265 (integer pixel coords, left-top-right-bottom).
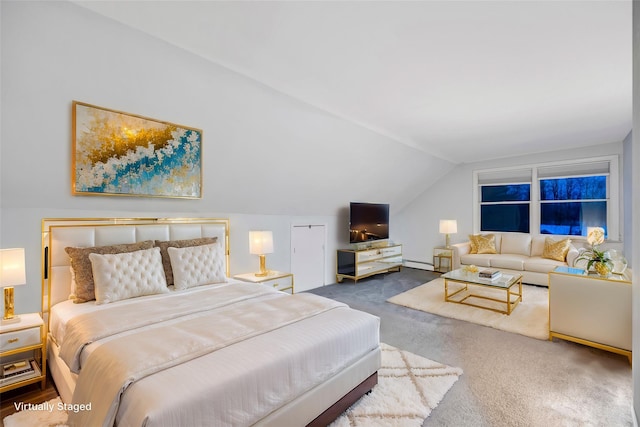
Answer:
xmin=50 ymin=279 xmax=247 ymax=347
xmin=51 ymin=282 xmax=380 ymax=427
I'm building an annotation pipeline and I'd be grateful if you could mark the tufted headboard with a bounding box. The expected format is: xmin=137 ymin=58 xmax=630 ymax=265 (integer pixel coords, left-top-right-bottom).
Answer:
xmin=41 ymin=218 xmax=230 ymax=318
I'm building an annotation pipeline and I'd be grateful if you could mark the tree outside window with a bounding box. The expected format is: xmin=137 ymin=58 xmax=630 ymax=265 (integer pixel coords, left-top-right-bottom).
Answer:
xmin=539 ymin=176 xmax=607 ymax=237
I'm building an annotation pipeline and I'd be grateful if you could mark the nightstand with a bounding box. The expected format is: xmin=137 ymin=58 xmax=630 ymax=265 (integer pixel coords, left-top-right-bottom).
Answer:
xmin=433 ymin=247 xmax=453 ymax=273
xmin=0 ymin=313 xmax=46 ymax=392
xmin=234 ymin=271 xmax=295 ymax=294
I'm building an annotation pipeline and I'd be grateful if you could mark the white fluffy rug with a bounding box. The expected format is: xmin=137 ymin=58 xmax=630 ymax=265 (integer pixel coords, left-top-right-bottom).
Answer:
xmin=4 ymin=344 xmax=461 ymax=427
xmin=331 ymin=343 xmax=463 ymax=427
xmin=387 ymin=278 xmax=549 ymax=340
xmin=2 ymin=397 xmax=68 ymax=427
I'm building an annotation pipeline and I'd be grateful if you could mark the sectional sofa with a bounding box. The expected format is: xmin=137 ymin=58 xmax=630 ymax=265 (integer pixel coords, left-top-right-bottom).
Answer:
xmin=451 ymin=232 xmax=579 ymax=286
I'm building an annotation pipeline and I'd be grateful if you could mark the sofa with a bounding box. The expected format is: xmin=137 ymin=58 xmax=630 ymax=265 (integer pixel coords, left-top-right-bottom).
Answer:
xmin=451 ymin=232 xmax=579 ymax=286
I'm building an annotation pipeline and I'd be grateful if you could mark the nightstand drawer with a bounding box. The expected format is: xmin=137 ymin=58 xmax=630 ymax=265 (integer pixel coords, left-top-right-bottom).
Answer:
xmin=2 ymin=327 xmax=41 ymax=352
xmin=233 ymin=271 xmax=295 ymax=294
xmin=262 ymin=275 xmax=293 ymax=292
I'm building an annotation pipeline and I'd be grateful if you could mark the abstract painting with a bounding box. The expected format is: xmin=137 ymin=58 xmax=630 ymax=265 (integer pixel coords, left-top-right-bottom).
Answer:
xmin=72 ymin=101 xmax=202 ymax=198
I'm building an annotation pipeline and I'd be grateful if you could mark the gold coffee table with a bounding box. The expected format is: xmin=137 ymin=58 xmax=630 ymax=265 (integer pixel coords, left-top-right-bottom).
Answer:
xmin=442 ymin=269 xmax=523 ymax=315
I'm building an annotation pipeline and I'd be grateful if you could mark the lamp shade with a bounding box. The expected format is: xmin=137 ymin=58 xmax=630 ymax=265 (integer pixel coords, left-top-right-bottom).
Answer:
xmin=439 ymin=220 xmax=458 ymax=234
xmin=0 ymin=248 xmax=26 ymax=287
xmin=249 ymin=231 xmax=274 ymax=255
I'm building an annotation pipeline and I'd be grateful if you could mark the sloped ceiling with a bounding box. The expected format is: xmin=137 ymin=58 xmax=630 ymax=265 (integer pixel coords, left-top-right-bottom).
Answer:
xmin=72 ymin=0 xmax=631 ymax=164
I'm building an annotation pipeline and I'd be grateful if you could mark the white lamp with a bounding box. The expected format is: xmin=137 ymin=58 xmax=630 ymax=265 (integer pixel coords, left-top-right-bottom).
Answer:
xmin=1 ymin=248 xmax=26 ymax=323
xmin=249 ymin=231 xmax=274 ymax=277
xmin=439 ymin=220 xmax=458 ymax=249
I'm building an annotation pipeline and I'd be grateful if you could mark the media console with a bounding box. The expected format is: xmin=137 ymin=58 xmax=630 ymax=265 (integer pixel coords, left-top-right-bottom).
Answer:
xmin=336 ymin=244 xmax=403 ymax=283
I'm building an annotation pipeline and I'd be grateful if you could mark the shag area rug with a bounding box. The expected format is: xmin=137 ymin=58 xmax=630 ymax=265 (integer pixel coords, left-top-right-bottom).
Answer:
xmin=4 ymin=344 xmax=461 ymax=427
xmin=387 ymin=278 xmax=549 ymax=340
xmin=331 ymin=343 xmax=463 ymax=426
xmin=3 ymin=397 xmax=68 ymax=427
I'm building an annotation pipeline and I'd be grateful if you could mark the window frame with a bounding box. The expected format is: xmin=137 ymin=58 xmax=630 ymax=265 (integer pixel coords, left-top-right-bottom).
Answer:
xmin=473 ymin=155 xmax=620 ymax=241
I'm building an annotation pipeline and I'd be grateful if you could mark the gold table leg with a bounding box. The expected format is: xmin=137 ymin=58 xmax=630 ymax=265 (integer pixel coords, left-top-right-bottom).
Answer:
xmin=443 ymin=276 xmax=523 ymax=315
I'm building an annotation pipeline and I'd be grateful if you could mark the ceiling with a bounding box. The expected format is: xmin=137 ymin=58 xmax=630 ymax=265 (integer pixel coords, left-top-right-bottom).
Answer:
xmin=73 ymin=1 xmax=632 ymax=164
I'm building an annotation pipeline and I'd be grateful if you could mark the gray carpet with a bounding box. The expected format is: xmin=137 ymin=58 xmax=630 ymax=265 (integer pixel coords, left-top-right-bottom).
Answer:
xmin=308 ymin=268 xmax=632 ymax=426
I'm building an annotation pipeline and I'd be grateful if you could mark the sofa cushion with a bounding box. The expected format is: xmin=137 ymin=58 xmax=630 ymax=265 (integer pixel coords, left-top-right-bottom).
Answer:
xmin=500 ymin=233 xmax=532 ymax=256
xmin=531 ymin=235 xmax=546 ymax=257
xmin=542 ymin=237 xmax=572 ymax=261
xmin=460 ymin=253 xmax=492 ymax=267
xmin=490 ymin=254 xmax=528 ymax=271
xmin=524 ymin=256 xmax=567 ymax=273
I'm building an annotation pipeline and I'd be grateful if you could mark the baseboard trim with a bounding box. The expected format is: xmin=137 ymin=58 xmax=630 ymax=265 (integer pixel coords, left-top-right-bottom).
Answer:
xmin=403 ymin=260 xmax=434 ymax=271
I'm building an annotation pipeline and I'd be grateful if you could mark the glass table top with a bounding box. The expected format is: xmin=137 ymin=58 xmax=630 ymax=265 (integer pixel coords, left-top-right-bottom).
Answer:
xmin=551 ymin=266 xmax=632 ymax=283
xmin=442 ymin=268 xmax=522 ymax=289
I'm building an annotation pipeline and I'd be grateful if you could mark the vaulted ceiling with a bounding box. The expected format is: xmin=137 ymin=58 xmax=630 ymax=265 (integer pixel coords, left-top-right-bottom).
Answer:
xmin=73 ymin=1 xmax=631 ymax=164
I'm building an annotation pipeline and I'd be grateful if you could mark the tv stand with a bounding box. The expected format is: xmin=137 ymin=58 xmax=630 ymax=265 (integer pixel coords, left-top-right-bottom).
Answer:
xmin=336 ymin=244 xmax=402 ymax=283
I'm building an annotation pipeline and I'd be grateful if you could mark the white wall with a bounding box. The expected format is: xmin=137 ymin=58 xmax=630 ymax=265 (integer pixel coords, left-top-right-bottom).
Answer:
xmin=623 ymin=131 xmax=633 ymax=263
xmin=631 ymin=0 xmax=639 ymax=422
xmin=0 ymin=1 xmax=452 ymax=218
xmin=0 ymin=1 xmax=454 ymax=313
xmin=394 ymin=141 xmax=627 ymax=265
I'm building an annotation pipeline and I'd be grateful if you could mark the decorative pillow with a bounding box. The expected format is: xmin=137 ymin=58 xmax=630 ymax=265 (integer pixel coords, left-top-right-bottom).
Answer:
xmin=65 ymin=240 xmax=155 ymax=303
xmin=542 ymin=237 xmax=572 ymax=262
xmin=468 ymin=235 xmax=478 ymax=254
xmin=89 ymin=247 xmax=168 ymax=305
xmin=154 ymin=237 xmax=218 ymax=286
xmin=469 ymin=234 xmax=496 ymax=254
xmin=167 ymin=243 xmax=227 ymax=290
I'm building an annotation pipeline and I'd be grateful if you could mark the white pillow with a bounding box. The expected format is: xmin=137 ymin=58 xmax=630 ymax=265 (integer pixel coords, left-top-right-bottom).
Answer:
xmin=168 ymin=243 xmax=227 ymax=290
xmin=89 ymin=247 xmax=168 ymax=304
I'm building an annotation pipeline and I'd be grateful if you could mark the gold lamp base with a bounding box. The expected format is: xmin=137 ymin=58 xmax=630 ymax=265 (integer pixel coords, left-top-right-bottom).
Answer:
xmin=2 ymin=287 xmax=20 ymax=324
xmin=255 ymin=254 xmax=269 ymax=277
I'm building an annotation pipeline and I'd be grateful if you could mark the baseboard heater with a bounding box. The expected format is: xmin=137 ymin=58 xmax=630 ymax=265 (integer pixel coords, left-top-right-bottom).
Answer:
xmin=403 ymin=260 xmax=434 ymax=271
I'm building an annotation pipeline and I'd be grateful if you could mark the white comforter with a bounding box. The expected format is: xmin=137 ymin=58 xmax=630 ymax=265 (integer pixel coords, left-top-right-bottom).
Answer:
xmin=57 ymin=282 xmax=379 ymax=427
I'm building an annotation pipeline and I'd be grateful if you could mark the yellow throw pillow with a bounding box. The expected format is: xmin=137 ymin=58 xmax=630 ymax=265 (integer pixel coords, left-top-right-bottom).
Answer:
xmin=468 ymin=234 xmax=479 ymax=254
xmin=469 ymin=234 xmax=496 ymax=254
xmin=475 ymin=234 xmax=497 ymax=254
xmin=542 ymin=237 xmax=571 ymax=262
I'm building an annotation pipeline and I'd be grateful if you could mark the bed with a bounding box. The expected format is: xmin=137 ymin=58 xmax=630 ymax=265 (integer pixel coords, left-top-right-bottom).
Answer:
xmin=42 ymin=218 xmax=380 ymax=427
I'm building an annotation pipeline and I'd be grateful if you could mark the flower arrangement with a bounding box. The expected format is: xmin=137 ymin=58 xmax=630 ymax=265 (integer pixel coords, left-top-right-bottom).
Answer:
xmin=463 ymin=264 xmax=478 ymax=274
xmin=575 ymin=227 xmax=612 ymax=277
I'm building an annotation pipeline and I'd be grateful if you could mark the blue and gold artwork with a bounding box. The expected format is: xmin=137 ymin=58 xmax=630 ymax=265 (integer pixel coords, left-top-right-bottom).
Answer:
xmin=72 ymin=101 xmax=202 ymax=198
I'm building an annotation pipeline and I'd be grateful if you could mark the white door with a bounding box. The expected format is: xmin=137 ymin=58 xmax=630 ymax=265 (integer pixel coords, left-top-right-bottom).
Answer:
xmin=291 ymin=225 xmax=326 ymax=292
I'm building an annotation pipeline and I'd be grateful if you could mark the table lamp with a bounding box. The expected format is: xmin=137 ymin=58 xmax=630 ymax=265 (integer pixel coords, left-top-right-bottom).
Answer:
xmin=249 ymin=231 xmax=274 ymax=277
xmin=1 ymin=248 xmax=26 ymax=323
xmin=439 ymin=220 xmax=458 ymax=249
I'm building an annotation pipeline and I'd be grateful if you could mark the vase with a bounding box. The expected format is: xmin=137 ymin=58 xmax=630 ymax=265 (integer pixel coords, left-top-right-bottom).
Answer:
xmin=593 ymin=262 xmax=611 ymax=278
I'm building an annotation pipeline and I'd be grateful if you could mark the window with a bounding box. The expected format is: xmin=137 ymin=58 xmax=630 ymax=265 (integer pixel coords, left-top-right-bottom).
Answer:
xmin=477 ymin=168 xmax=532 ymax=233
xmin=474 ymin=156 xmax=619 ymax=239
xmin=480 ymin=184 xmax=530 ymax=233
xmin=539 ymin=176 xmax=608 ymax=237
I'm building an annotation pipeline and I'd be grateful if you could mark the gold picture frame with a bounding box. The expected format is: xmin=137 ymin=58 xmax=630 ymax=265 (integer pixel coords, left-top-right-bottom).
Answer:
xmin=72 ymin=101 xmax=202 ymax=199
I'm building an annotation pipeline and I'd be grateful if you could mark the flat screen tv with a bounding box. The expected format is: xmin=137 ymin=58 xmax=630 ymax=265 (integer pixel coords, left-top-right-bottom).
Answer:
xmin=349 ymin=202 xmax=389 ymax=243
